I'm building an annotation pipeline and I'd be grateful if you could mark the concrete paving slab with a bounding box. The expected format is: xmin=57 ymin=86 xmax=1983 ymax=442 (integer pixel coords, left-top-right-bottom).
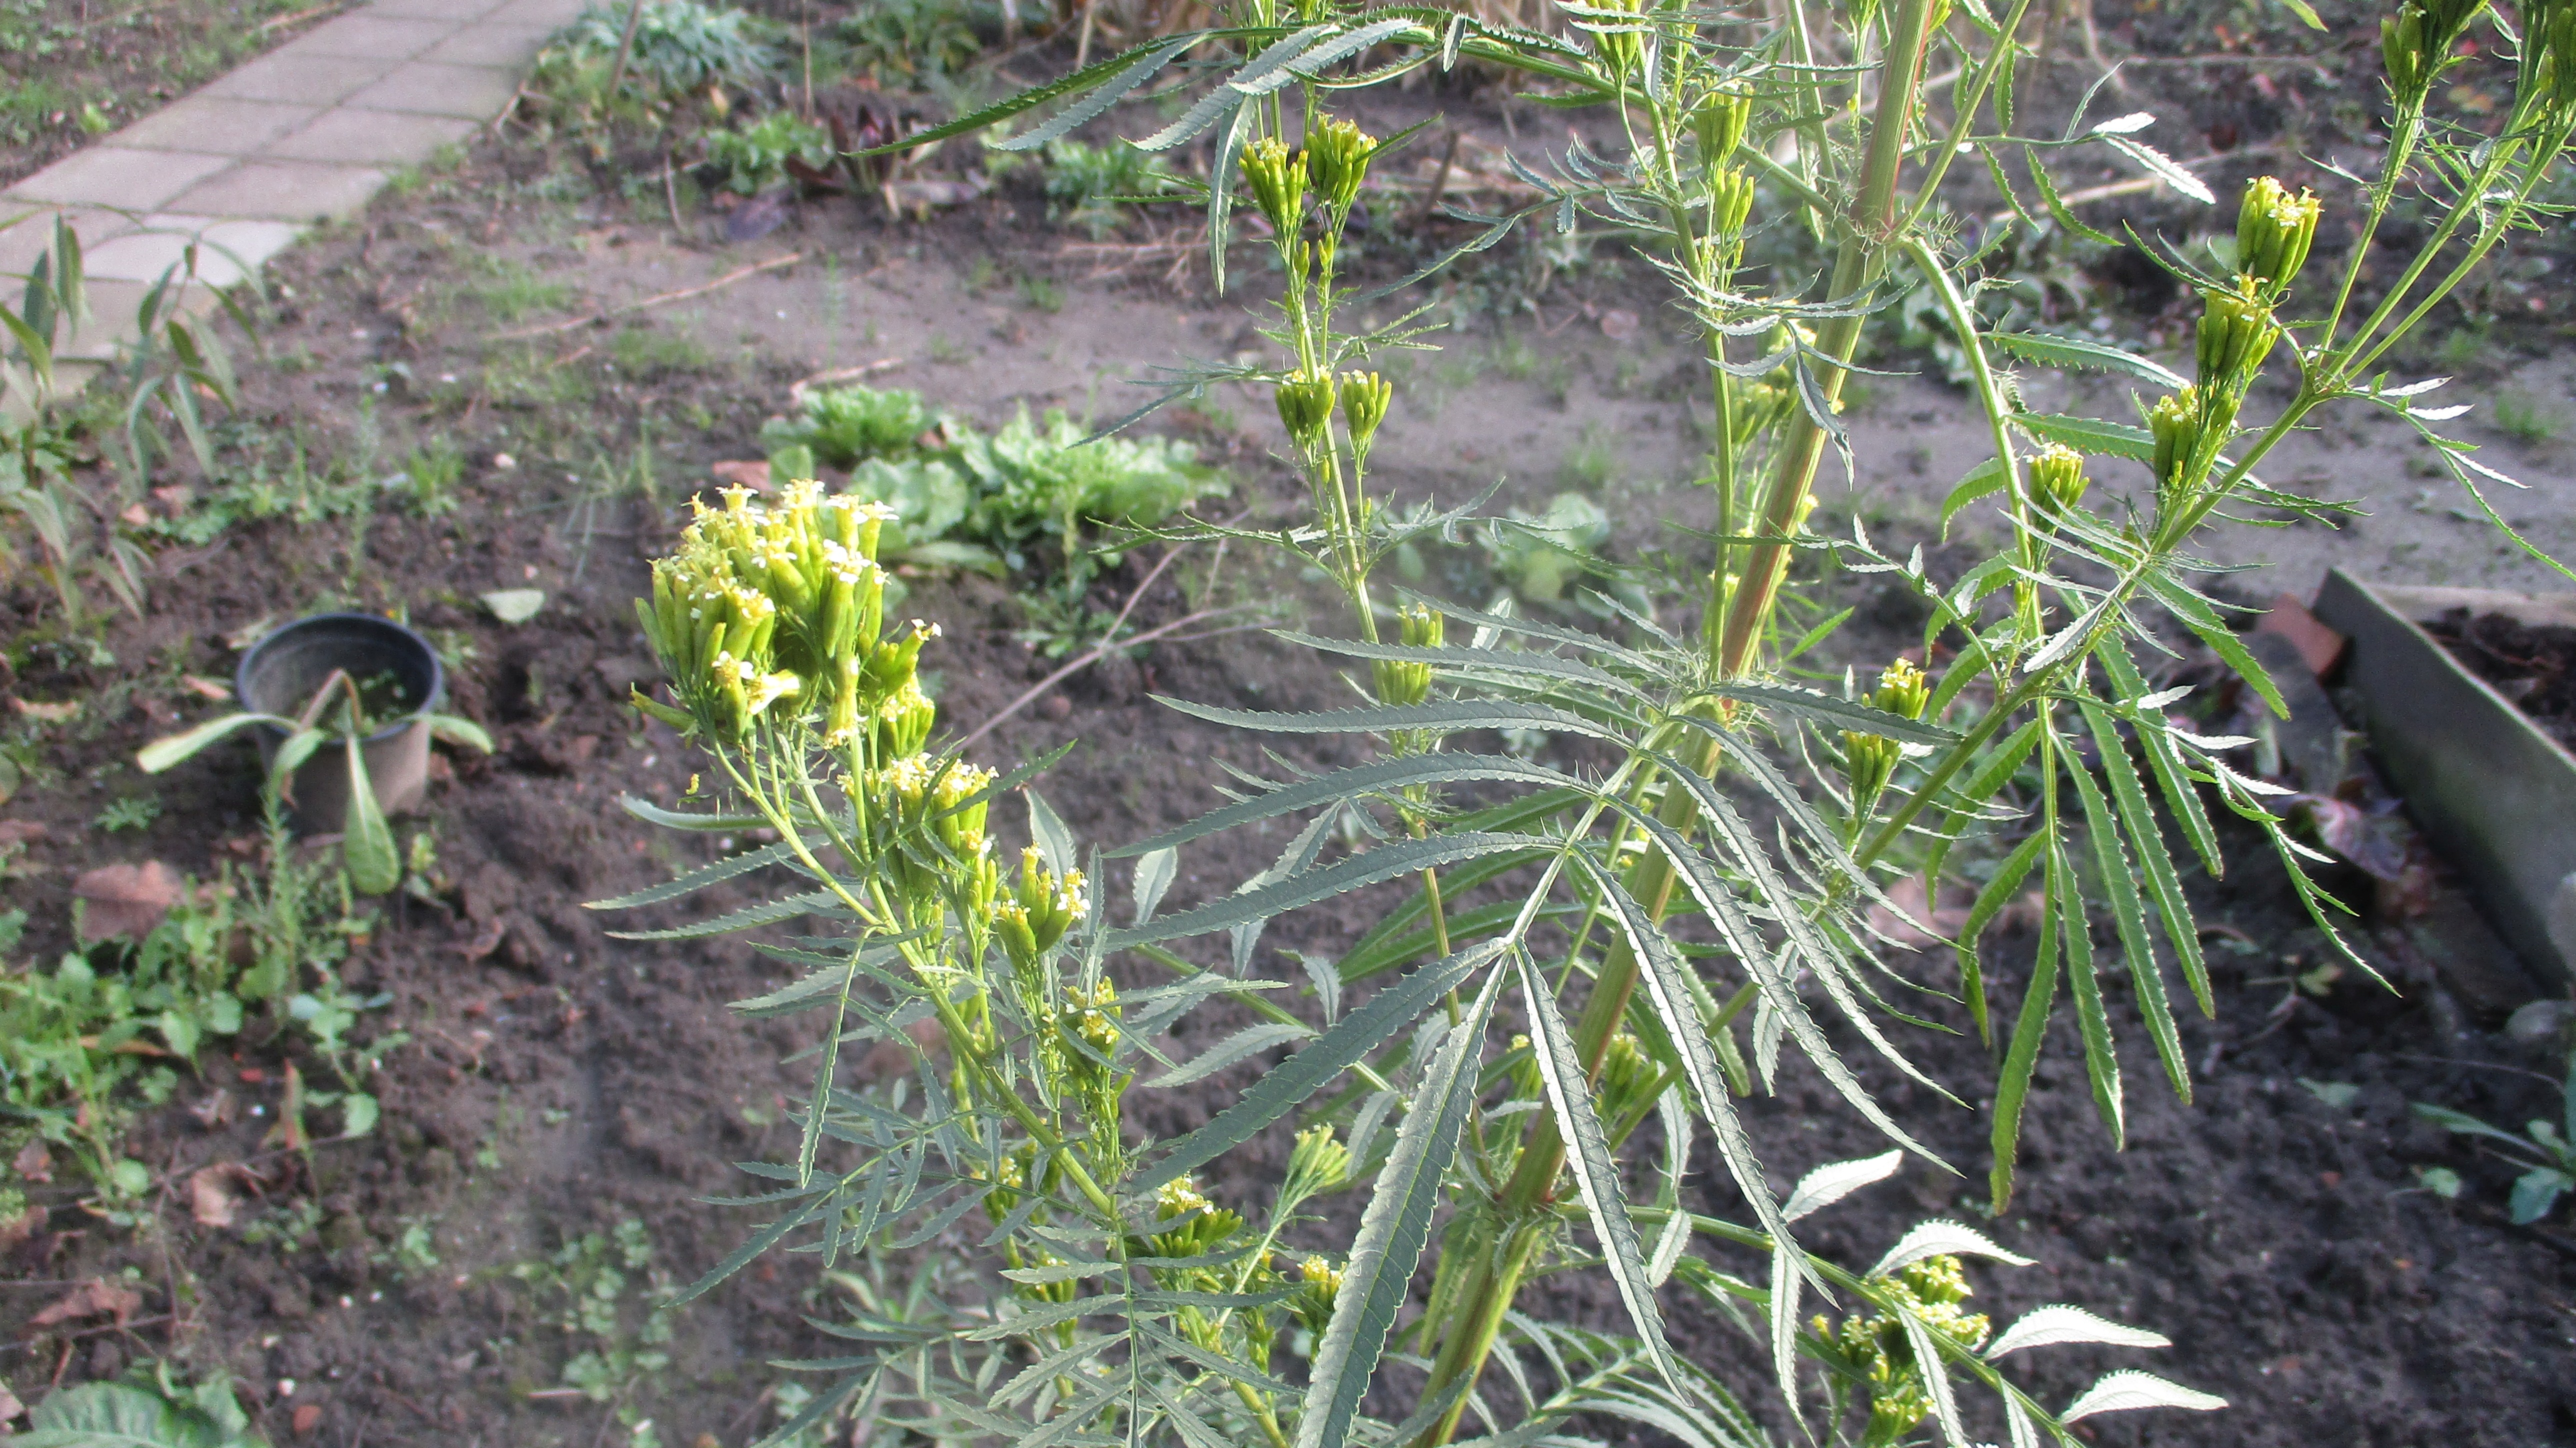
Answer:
xmin=482 ymin=0 xmax=588 ymax=32
xmin=163 ymin=162 xmax=388 ymax=225
xmin=263 ymin=108 xmax=478 ymax=166
xmin=112 ymin=98 xmax=322 ymax=156
xmin=202 ymin=50 xmax=404 ymax=106
xmin=275 ymin=14 xmax=461 ymax=58
xmin=1 ymin=361 xmax=103 ymax=426
xmin=344 ymin=61 xmax=525 ymax=120
xmin=417 ymin=22 xmax=550 ymax=67
xmin=365 ymin=0 xmax=514 ymax=18
xmin=82 ymin=217 xmax=306 ymax=287
xmin=0 ymin=206 xmax=139 ymax=279
xmin=4 ymin=148 xmax=236 ymax=211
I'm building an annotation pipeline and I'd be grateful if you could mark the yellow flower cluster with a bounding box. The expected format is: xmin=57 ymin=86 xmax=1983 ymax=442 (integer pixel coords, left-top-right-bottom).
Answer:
xmin=637 ymin=481 xmax=935 ymax=748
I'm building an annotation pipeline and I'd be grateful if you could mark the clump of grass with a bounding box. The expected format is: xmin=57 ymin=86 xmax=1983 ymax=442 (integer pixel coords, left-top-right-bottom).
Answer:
xmin=2494 ymin=390 xmax=2558 ymax=446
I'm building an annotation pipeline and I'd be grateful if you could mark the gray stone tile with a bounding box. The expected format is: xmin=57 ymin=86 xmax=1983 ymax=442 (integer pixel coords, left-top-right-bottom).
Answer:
xmin=275 ymin=14 xmax=460 ymax=60
xmin=416 ymin=22 xmax=550 ymax=68
xmin=262 ymin=107 xmax=477 ymax=165
xmin=110 ymin=98 xmax=320 ymax=156
xmin=0 ymin=206 xmax=138 ymax=278
xmin=4 ymin=148 xmax=235 ymax=210
xmin=162 ymin=161 xmax=388 ymax=225
xmin=82 ymin=216 xmax=305 ymax=286
xmin=482 ymin=0 xmax=588 ymax=32
xmin=365 ymin=0 xmax=512 ymax=18
xmin=342 ymin=61 xmax=524 ymax=120
xmin=202 ymin=50 xmax=403 ymax=106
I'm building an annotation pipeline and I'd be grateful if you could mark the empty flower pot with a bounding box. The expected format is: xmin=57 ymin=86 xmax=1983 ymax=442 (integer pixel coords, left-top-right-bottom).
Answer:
xmin=234 ymin=613 xmax=444 ymax=826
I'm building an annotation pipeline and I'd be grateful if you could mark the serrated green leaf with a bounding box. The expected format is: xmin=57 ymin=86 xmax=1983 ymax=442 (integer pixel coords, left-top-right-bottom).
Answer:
xmin=1134 ymin=941 xmax=1502 ymax=1194
xmin=2063 ymin=724 xmax=2188 ymax=1101
xmin=2082 ymin=698 xmax=2212 ymax=1017
xmin=587 ymin=838 xmax=805 ymax=911
xmin=1148 ymin=695 xmax=1632 ymax=748
xmin=1990 ymin=332 xmax=2187 ymax=389
xmin=1708 ymin=680 xmax=1960 ymax=745
xmin=619 ymin=794 xmax=772 ymax=832
xmin=1102 ymin=832 xmax=1534 ymax=950
xmin=1118 ymin=754 xmax=1578 ymax=856
xmin=2014 ymin=411 xmax=2155 ymax=462
xmin=605 ymin=888 xmax=842 ymax=940
xmin=1293 ymin=964 xmax=1500 ymax=1448
xmin=1956 ymin=828 xmax=2046 ymax=1044
xmin=2096 ymin=642 xmax=2221 ymax=874
xmin=2050 ymin=840 xmax=2124 ymax=1144
xmin=1514 ymin=950 xmax=1682 ymax=1394
xmin=1146 ymin=1020 xmax=1314 ymax=1087
xmin=1272 ymin=630 xmax=1638 ymax=695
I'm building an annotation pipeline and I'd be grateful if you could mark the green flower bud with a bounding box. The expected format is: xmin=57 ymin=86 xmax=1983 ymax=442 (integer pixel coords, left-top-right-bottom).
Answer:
xmin=1593 ymin=0 xmax=1646 ymax=72
xmin=1242 ymin=137 xmax=1308 ymax=234
xmin=1840 ymin=730 xmax=1900 ymax=809
xmin=2028 ymin=443 xmax=2090 ymax=514
xmin=1282 ymin=1124 xmax=1352 ymax=1206
xmin=1692 ymin=88 xmax=1751 ymax=165
xmin=1370 ymin=600 xmax=1440 ymax=706
xmin=1826 ymin=1256 xmax=1990 ymax=1444
xmin=1340 ymin=370 xmax=1392 ymax=454
xmin=875 ymin=678 xmax=936 ymax=758
xmin=2195 ymin=284 xmax=2278 ymax=386
xmin=2384 ymin=5 xmax=2427 ymax=100
xmin=1868 ymin=657 xmax=1932 ymax=722
xmin=1290 ymin=1255 xmax=1343 ymax=1336
xmin=1275 ymin=370 xmax=1338 ymax=452
xmin=1708 ymin=167 xmax=1754 ymax=241
xmin=1304 ymin=118 xmax=1373 ymax=213
xmin=2236 ymin=177 xmax=2322 ymax=298
xmin=996 ymin=844 xmax=1086 ymax=973
xmin=2150 ymin=386 xmax=2198 ymax=486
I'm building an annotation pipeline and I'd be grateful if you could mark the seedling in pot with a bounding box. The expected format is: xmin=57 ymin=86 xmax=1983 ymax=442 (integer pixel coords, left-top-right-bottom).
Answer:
xmin=136 ymin=670 xmax=492 ymax=894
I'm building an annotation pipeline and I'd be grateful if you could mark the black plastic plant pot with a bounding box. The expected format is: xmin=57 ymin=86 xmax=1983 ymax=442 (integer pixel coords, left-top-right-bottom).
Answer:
xmin=234 ymin=613 xmax=445 ymax=828
xmin=2313 ymin=568 xmax=2576 ymax=987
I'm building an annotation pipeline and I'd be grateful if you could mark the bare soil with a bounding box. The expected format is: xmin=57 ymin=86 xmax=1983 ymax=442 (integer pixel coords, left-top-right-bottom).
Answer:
xmin=2426 ymin=608 xmax=2576 ymax=752
xmin=4 ymin=70 xmax=2574 ymax=1448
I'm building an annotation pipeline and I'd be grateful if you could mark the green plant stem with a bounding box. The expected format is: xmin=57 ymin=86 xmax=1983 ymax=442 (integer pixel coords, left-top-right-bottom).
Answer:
xmin=1714 ymin=0 xmax=1938 ymax=680
xmin=2318 ymin=107 xmax=2424 ymax=352
xmin=1902 ymin=236 xmax=2042 ymax=642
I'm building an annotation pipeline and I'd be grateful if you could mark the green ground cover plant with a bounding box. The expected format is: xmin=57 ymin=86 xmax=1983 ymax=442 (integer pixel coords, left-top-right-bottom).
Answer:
xmin=596 ymin=0 xmax=2576 ymax=1440
xmin=760 ymin=382 xmax=1230 ymax=601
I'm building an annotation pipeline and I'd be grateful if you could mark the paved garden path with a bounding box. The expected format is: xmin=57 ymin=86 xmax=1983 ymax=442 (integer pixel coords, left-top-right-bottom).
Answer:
xmin=2 ymin=0 xmax=584 ymax=406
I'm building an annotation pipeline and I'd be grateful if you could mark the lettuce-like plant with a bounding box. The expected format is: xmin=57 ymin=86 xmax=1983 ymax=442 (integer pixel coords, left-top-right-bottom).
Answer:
xmin=612 ymin=0 xmax=2576 ymax=1443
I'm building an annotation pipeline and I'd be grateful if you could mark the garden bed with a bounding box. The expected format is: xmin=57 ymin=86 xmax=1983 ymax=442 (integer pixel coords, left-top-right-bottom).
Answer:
xmin=5 ymin=36 xmax=2576 ymax=1448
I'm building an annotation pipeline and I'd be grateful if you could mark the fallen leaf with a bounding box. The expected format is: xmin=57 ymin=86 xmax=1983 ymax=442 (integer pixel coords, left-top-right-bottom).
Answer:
xmin=0 ymin=1202 xmax=40 ymax=1254
xmin=189 ymin=1165 xmax=252 ymax=1228
xmin=0 ymin=819 xmax=47 ymax=846
xmin=456 ymin=916 xmax=506 ymax=962
xmin=74 ymin=860 xmax=183 ymax=942
xmin=293 ymin=1402 xmax=323 ymax=1438
xmin=179 ymin=674 xmax=232 ymax=701
xmin=710 ymin=460 xmax=772 ymax=492
xmin=190 ymin=1090 xmax=239 ymax=1130
xmin=29 ymin=1277 xmax=144 ymax=1328
xmin=120 ymin=502 xmax=150 ymax=526
xmin=480 ymin=588 xmax=546 ymax=625
xmin=13 ymin=698 xmax=76 ymax=722
xmin=0 ymin=1380 xmax=22 ymax=1426
xmin=224 ymin=616 xmax=277 ymax=651
xmin=14 ymin=1138 xmax=53 ymax=1184
xmin=1598 ymin=308 xmax=1640 ymax=340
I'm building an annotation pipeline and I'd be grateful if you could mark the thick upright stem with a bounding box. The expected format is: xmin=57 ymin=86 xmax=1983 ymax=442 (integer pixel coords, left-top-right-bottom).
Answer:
xmin=1714 ymin=0 xmax=1937 ymax=680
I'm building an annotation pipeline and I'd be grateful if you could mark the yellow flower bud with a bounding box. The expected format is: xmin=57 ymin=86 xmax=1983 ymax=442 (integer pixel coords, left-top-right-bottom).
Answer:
xmin=1242 ymin=137 xmax=1308 ymax=234
xmin=1304 ymin=119 xmax=1373 ymax=213
xmin=1339 ymin=370 xmax=1392 ymax=454
xmin=2028 ymin=443 xmax=2090 ymax=515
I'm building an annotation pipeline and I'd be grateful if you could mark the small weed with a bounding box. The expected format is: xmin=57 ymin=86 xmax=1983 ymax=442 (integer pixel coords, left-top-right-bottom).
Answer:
xmin=464 ymin=255 xmax=573 ymax=323
xmin=500 ymin=1219 xmax=675 ymax=1432
xmin=610 ymin=322 xmax=712 ymax=378
xmin=702 ymin=110 xmax=832 ymax=194
xmin=94 ymin=795 xmax=162 ymax=832
xmin=2494 ymin=390 xmax=2558 ymax=446
xmin=400 ymin=437 xmax=466 ymax=517
xmin=1042 ymin=138 xmax=1178 ymax=237
xmin=1016 ymin=271 xmax=1066 ymax=314
xmin=1558 ymin=424 xmax=1619 ymax=492
xmin=927 ymin=332 xmax=968 ymax=366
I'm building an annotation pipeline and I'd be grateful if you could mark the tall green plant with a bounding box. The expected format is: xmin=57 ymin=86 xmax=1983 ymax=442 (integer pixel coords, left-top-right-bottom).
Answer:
xmin=612 ymin=0 xmax=2576 ymax=1443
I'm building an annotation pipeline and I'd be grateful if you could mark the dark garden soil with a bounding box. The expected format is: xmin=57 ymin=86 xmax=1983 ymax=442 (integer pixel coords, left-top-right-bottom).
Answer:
xmin=0 ymin=0 xmax=356 ymax=190
xmin=2426 ymin=608 xmax=2576 ymax=752
xmin=3 ymin=66 xmax=2574 ymax=1448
